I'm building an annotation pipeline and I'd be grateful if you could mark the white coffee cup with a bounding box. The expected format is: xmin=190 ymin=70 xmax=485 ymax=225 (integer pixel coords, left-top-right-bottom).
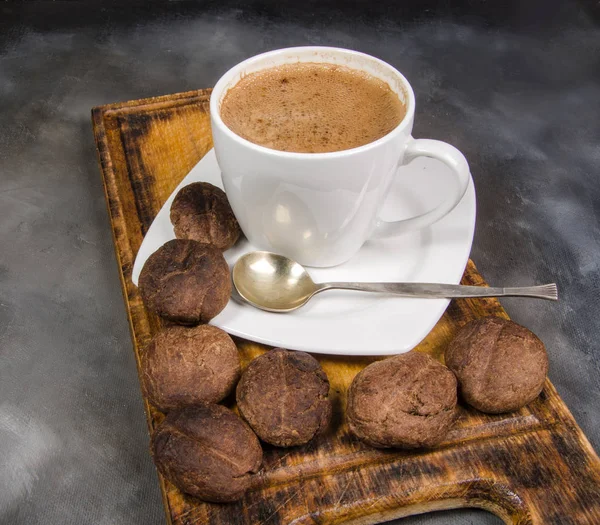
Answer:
xmin=210 ymin=46 xmax=470 ymax=267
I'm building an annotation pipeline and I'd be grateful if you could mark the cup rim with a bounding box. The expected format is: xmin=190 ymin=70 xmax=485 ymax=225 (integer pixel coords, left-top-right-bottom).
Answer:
xmin=210 ymin=46 xmax=416 ymax=159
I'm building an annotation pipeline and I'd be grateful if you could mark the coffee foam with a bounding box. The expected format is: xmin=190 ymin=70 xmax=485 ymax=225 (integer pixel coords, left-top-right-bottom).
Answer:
xmin=220 ymin=62 xmax=406 ymax=153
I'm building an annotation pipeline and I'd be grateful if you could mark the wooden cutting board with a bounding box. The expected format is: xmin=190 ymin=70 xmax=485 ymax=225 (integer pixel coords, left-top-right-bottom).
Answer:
xmin=92 ymin=89 xmax=600 ymax=525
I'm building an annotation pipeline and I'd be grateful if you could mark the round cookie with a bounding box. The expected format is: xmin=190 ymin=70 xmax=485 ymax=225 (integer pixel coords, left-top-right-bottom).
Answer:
xmin=445 ymin=317 xmax=548 ymax=413
xmin=170 ymin=182 xmax=241 ymax=251
xmin=141 ymin=324 xmax=240 ymax=412
xmin=347 ymin=352 xmax=457 ymax=449
xmin=138 ymin=239 xmax=231 ymax=324
xmin=236 ymin=349 xmax=331 ymax=447
xmin=151 ymin=404 xmax=262 ymax=502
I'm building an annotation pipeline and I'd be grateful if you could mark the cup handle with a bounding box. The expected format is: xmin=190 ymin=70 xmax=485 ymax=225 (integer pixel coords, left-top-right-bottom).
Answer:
xmin=372 ymin=137 xmax=471 ymax=239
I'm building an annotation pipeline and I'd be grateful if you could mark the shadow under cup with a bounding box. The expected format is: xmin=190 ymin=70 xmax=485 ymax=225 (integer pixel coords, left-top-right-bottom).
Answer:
xmin=210 ymin=46 xmax=417 ymax=267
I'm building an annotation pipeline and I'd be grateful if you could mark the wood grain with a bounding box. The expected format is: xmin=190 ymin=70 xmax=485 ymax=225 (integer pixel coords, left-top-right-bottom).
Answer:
xmin=92 ymin=89 xmax=600 ymax=525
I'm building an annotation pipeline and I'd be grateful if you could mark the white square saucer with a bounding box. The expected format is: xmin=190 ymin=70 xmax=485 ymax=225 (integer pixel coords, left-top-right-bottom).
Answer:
xmin=132 ymin=149 xmax=476 ymax=355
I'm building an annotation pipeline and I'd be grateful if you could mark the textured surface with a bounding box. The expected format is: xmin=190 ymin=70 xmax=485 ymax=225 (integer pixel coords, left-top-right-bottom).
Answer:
xmin=92 ymin=86 xmax=600 ymax=524
xmin=170 ymin=182 xmax=241 ymax=250
xmin=151 ymin=405 xmax=263 ymax=503
xmin=139 ymin=239 xmax=231 ymax=324
xmin=1 ymin=1 xmax=600 ymax=524
xmin=347 ymin=353 xmax=458 ymax=448
xmin=141 ymin=324 xmax=240 ymax=411
xmin=446 ymin=318 xmax=548 ymax=414
xmin=236 ymin=349 xmax=332 ymax=447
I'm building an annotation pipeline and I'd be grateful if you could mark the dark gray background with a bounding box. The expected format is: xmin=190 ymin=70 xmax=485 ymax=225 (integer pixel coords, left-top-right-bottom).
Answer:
xmin=1 ymin=1 xmax=598 ymax=524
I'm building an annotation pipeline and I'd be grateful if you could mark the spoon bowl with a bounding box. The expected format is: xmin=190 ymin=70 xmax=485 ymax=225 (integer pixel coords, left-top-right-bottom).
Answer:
xmin=233 ymin=251 xmax=320 ymax=312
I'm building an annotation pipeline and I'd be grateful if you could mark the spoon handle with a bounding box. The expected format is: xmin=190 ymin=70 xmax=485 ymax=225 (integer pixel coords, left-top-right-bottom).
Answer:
xmin=318 ymin=282 xmax=558 ymax=301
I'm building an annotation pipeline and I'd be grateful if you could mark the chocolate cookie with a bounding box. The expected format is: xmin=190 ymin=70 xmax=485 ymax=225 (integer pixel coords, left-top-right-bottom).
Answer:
xmin=236 ymin=349 xmax=331 ymax=447
xmin=151 ymin=404 xmax=262 ymax=502
xmin=347 ymin=352 xmax=457 ymax=449
xmin=141 ymin=324 xmax=240 ymax=412
xmin=170 ymin=182 xmax=241 ymax=251
xmin=138 ymin=239 xmax=231 ymax=324
xmin=445 ymin=317 xmax=548 ymax=413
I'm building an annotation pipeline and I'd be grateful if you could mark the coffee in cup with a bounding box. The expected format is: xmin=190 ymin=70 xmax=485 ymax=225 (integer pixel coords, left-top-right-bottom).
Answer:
xmin=220 ymin=62 xmax=406 ymax=154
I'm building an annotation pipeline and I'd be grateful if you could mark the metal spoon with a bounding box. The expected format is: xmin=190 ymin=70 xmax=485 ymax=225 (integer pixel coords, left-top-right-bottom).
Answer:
xmin=232 ymin=251 xmax=558 ymax=313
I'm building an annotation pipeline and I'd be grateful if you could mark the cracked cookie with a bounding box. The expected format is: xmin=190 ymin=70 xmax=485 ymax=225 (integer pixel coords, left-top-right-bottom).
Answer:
xmin=141 ymin=324 xmax=240 ymax=412
xmin=170 ymin=182 xmax=241 ymax=251
xmin=347 ymin=352 xmax=457 ymax=449
xmin=138 ymin=239 xmax=231 ymax=324
xmin=236 ymin=349 xmax=332 ymax=447
xmin=445 ymin=317 xmax=548 ymax=414
xmin=151 ymin=404 xmax=262 ymax=502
